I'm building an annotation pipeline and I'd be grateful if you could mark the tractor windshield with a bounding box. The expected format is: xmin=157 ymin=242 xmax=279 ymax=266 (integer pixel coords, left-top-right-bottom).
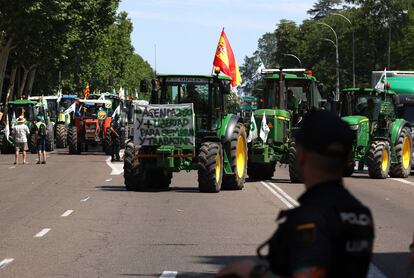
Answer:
xmin=260 ymin=78 xmax=323 ymax=110
xmin=8 ymin=105 xmax=34 ymax=121
xmin=159 ymin=76 xmax=225 ymax=131
xmin=59 ymin=98 xmax=74 ymax=110
xmin=341 ymin=93 xmax=382 ymax=120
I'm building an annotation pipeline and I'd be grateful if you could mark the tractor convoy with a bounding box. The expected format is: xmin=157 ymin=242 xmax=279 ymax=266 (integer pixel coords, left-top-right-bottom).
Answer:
xmin=2 ymin=68 xmax=414 ymax=190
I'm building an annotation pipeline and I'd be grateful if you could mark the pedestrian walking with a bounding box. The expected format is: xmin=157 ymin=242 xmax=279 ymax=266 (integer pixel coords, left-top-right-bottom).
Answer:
xmin=12 ymin=116 xmax=30 ymax=164
xmin=217 ymin=110 xmax=375 ymax=278
xmin=35 ymin=115 xmax=47 ymax=164
xmin=110 ymin=114 xmax=121 ymax=162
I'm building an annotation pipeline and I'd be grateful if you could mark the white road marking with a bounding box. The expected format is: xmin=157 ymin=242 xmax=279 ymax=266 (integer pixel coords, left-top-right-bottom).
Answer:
xmin=105 ymin=178 xmax=112 ymax=182
xmin=0 ymin=258 xmax=14 ymax=269
xmin=267 ymin=182 xmax=300 ymax=206
xmin=105 ymin=151 xmax=124 ymax=176
xmin=391 ymin=178 xmax=414 ymax=187
xmin=260 ymin=182 xmax=295 ymax=208
xmin=80 ymin=196 xmax=90 ymax=202
xmin=160 ymin=271 xmax=178 ymax=278
xmin=34 ymin=228 xmax=51 ymax=238
xmin=61 ymin=210 xmax=74 ymax=217
xmin=8 ymin=166 xmax=15 ymax=169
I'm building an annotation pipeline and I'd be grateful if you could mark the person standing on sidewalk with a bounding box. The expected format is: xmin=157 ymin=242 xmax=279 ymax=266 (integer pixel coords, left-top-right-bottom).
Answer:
xmin=217 ymin=110 xmax=375 ymax=278
xmin=12 ymin=116 xmax=30 ymax=165
xmin=35 ymin=115 xmax=47 ymax=164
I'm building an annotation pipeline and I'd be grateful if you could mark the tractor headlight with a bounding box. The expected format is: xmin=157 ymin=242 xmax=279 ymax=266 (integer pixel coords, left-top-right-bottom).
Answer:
xmin=349 ymin=124 xmax=360 ymax=133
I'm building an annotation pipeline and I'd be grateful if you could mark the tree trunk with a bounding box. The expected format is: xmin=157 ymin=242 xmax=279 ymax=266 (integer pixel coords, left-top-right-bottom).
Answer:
xmin=0 ymin=38 xmax=13 ymax=101
xmin=18 ymin=66 xmax=29 ymax=99
xmin=5 ymin=64 xmax=17 ymax=103
xmin=25 ymin=67 xmax=37 ymax=97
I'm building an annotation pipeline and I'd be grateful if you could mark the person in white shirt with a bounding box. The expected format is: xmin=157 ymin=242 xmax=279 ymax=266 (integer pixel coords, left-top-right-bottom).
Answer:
xmin=12 ymin=116 xmax=30 ymax=164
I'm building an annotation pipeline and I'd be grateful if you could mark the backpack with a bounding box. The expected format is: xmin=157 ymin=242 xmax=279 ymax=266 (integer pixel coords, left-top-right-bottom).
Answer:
xmin=38 ymin=123 xmax=47 ymax=137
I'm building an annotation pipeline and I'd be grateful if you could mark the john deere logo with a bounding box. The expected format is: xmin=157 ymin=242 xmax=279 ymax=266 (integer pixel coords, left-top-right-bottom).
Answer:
xmin=105 ymin=101 xmax=112 ymax=108
xmin=97 ymin=111 xmax=107 ymax=120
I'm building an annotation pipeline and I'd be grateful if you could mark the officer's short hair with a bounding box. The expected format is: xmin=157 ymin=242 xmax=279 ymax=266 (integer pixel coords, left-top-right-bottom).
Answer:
xmin=295 ymin=110 xmax=355 ymax=166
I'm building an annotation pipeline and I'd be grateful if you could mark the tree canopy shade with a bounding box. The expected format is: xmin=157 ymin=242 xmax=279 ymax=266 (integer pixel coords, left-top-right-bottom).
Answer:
xmin=241 ymin=0 xmax=414 ymax=97
xmin=0 ymin=0 xmax=153 ymax=102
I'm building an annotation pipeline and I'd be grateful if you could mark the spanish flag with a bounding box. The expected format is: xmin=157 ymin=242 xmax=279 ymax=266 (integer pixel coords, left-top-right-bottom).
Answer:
xmin=83 ymin=83 xmax=90 ymax=98
xmin=213 ymin=28 xmax=242 ymax=87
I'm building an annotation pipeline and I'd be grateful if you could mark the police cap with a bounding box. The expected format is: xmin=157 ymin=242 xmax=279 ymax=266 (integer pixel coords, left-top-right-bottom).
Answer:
xmin=295 ymin=110 xmax=355 ymax=158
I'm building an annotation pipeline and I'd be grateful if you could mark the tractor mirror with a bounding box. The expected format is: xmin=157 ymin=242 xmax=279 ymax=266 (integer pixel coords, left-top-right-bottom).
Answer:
xmin=140 ymin=80 xmax=148 ymax=93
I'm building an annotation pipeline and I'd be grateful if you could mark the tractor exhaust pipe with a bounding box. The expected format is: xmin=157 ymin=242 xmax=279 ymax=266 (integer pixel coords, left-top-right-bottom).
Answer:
xmin=279 ymin=68 xmax=286 ymax=110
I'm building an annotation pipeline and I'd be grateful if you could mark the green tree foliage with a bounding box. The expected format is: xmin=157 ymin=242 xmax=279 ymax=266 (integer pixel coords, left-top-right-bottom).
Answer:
xmin=308 ymin=0 xmax=343 ymax=19
xmin=0 ymin=0 xmax=153 ymax=101
xmin=241 ymin=0 xmax=414 ymax=96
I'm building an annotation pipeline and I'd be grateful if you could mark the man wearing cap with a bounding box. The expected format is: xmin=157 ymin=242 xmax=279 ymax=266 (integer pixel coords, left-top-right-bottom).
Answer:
xmin=12 ymin=116 xmax=30 ymax=164
xmin=35 ymin=115 xmax=47 ymax=164
xmin=217 ymin=110 xmax=374 ymax=278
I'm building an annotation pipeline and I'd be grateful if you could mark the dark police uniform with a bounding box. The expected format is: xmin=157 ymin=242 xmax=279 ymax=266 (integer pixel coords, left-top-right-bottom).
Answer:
xmin=256 ymin=110 xmax=374 ymax=278
xmin=259 ymin=180 xmax=374 ymax=278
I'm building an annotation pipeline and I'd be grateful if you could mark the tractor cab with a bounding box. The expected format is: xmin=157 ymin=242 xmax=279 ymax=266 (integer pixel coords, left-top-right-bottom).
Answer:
xmin=7 ymin=100 xmax=37 ymax=125
xmin=155 ymin=74 xmax=232 ymax=139
xmin=259 ymin=68 xmax=325 ymax=123
xmin=339 ymin=88 xmax=397 ymax=135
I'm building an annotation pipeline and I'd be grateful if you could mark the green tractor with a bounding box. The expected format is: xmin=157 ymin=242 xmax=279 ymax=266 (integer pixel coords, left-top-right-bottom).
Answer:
xmin=339 ymin=87 xmax=412 ymax=178
xmin=247 ymin=68 xmax=326 ymax=181
xmin=372 ymin=72 xmax=414 ymax=168
xmin=124 ymin=74 xmax=248 ymax=192
xmin=54 ymin=95 xmax=78 ymax=148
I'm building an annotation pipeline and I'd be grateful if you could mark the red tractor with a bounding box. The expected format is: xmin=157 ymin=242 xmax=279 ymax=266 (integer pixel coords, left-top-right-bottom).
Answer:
xmin=67 ymin=99 xmax=113 ymax=154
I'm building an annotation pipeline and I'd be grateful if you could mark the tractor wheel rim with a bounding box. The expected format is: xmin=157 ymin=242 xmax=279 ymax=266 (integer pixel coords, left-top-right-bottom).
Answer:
xmin=215 ymin=151 xmax=221 ymax=184
xmin=402 ymin=137 xmax=411 ymax=169
xmin=236 ymin=135 xmax=246 ymax=179
xmin=382 ymin=148 xmax=389 ymax=172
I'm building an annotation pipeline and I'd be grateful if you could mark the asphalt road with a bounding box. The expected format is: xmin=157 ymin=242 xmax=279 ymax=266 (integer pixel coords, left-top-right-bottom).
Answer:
xmin=0 ymin=148 xmax=413 ymax=277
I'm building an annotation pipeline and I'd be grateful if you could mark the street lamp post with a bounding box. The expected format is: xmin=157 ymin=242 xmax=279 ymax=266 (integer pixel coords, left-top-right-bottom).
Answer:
xmin=282 ymin=53 xmax=302 ymax=67
xmin=331 ymin=13 xmax=355 ymax=88
xmin=317 ymin=22 xmax=340 ymax=101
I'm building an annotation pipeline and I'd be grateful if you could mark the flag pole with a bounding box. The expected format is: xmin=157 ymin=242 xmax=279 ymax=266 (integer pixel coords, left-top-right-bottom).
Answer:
xmin=212 ymin=27 xmax=225 ymax=76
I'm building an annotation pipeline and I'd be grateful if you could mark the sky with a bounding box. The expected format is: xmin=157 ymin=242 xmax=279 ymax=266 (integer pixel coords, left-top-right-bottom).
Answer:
xmin=118 ymin=0 xmax=316 ymax=74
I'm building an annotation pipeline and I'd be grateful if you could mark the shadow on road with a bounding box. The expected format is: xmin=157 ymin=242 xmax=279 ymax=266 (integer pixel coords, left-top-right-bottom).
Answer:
xmin=96 ymin=185 xmax=200 ymax=193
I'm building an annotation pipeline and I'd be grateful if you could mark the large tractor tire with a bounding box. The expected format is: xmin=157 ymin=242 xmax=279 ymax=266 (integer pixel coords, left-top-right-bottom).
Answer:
xmin=366 ymin=140 xmax=390 ymax=179
xmin=247 ymin=161 xmax=275 ymax=180
xmin=390 ymin=127 xmax=412 ymax=178
xmin=222 ymin=123 xmax=247 ymax=190
xmin=0 ymin=133 xmax=14 ymax=154
xmin=104 ymin=130 xmax=113 ymax=155
xmin=124 ymin=141 xmax=146 ymax=191
xmin=46 ymin=124 xmax=54 ymax=152
xmin=55 ymin=123 xmax=67 ymax=148
xmin=198 ymin=142 xmax=223 ymax=193
xmin=29 ymin=134 xmax=37 ymax=154
xmin=288 ymin=142 xmax=302 ymax=183
xmin=68 ymin=126 xmax=79 ymax=154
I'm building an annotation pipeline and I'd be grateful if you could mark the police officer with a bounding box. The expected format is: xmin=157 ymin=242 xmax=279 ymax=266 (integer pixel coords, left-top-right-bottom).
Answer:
xmin=110 ymin=114 xmax=121 ymax=162
xmin=217 ymin=110 xmax=374 ymax=278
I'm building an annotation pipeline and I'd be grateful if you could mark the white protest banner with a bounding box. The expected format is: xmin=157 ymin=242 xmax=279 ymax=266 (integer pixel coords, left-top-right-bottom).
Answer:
xmin=133 ymin=103 xmax=195 ymax=146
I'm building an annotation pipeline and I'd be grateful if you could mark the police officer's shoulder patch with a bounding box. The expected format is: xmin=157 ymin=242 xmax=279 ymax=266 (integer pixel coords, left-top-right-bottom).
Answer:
xmin=295 ymin=223 xmax=316 ymax=246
